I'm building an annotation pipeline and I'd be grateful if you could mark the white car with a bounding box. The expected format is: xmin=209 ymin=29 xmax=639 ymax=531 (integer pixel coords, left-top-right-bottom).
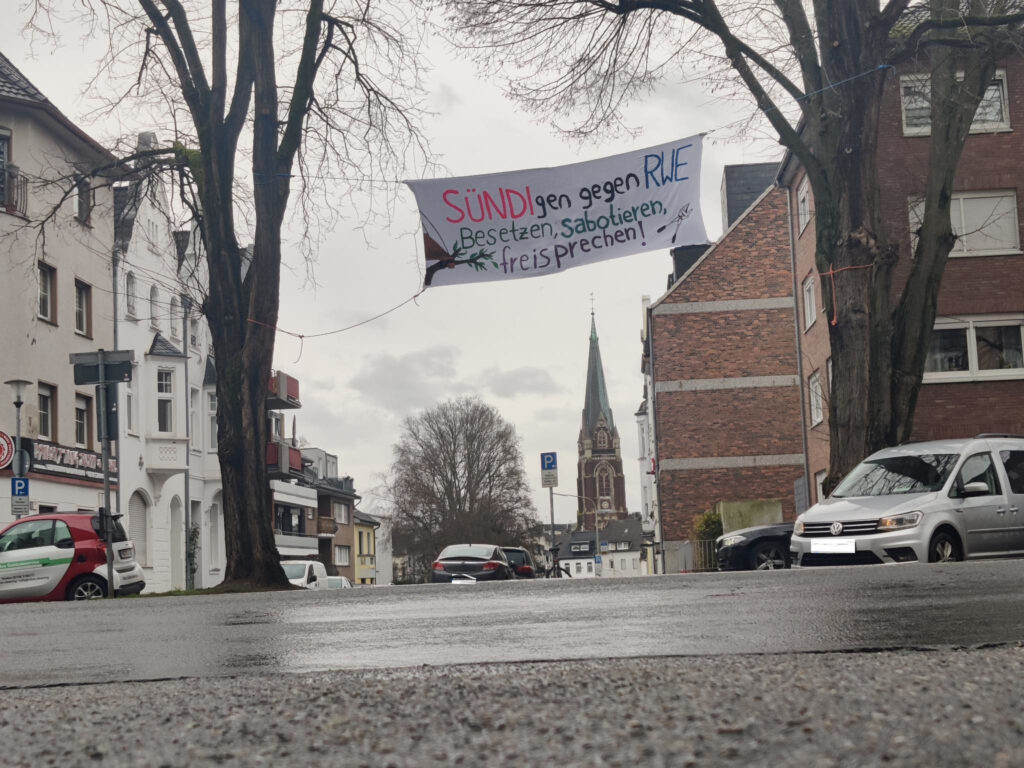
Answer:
xmin=282 ymin=560 xmax=328 ymax=589
xmin=791 ymin=435 xmax=1024 ymax=566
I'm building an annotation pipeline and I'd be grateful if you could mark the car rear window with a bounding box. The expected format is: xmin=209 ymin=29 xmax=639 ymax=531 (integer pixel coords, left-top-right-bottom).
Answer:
xmin=439 ymin=544 xmax=497 ymax=560
xmin=90 ymin=515 xmax=129 ymax=543
xmin=281 ymin=563 xmax=308 ymax=579
xmin=503 ymin=549 xmax=527 ymax=565
xmin=832 ymin=453 xmax=959 ymax=497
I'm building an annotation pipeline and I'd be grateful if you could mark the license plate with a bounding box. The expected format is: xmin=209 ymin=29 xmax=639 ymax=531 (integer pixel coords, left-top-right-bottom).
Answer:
xmin=810 ymin=538 xmax=856 ymax=554
xmin=118 ymin=547 xmax=134 ymax=560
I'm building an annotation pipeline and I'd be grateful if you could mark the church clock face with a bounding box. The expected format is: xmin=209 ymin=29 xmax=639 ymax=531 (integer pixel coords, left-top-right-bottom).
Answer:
xmin=601 ymin=500 xmax=610 ymax=509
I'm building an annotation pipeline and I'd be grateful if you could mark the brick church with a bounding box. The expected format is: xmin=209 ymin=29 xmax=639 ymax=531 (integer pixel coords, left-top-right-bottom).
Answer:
xmin=577 ymin=312 xmax=629 ymax=531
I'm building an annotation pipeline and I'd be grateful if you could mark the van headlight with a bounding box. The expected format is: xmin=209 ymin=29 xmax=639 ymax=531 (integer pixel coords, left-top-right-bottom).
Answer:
xmin=877 ymin=511 xmax=923 ymax=531
xmin=719 ymin=534 xmax=746 ymax=548
xmin=794 ymin=518 xmax=805 ymax=535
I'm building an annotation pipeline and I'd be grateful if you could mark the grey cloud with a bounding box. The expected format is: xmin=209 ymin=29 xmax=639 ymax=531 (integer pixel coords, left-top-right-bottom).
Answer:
xmin=348 ymin=346 xmax=470 ymax=413
xmin=479 ymin=366 xmax=562 ymax=398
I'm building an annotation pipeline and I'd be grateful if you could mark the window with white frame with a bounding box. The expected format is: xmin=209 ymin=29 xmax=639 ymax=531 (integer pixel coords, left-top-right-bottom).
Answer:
xmin=797 ymin=176 xmax=811 ymax=233
xmin=190 ymin=388 xmax=199 ymax=449
xmin=75 ymin=175 xmax=92 ymax=223
xmin=125 ymin=373 xmax=135 ymax=434
xmin=335 ymin=545 xmax=351 ymax=566
xmin=827 ymin=358 xmax=833 ymax=394
xmin=586 ymin=561 xmax=593 ymax=573
xmin=149 ymin=285 xmax=160 ymax=329
xmin=208 ymin=503 xmax=220 ymax=567
xmin=37 ymin=383 xmax=55 ymax=440
xmin=128 ymin=491 xmax=149 ymax=566
xmin=207 ymin=392 xmax=217 ymax=449
xmin=909 ymin=191 xmax=1020 ymax=257
xmin=157 ymin=369 xmax=174 ymax=432
xmin=924 ymin=315 xmax=1024 ymax=382
xmin=809 ymin=370 xmax=824 ymax=425
xmin=575 ymin=562 xmax=582 ymax=574
xmin=333 ymin=500 xmax=349 ymax=525
xmin=802 ymin=275 xmax=817 ymax=330
xmin=125 ymin=272 xmax=137 ymax=317
xmin=190 ymin=316 xmax=200 ymax=350
xmin=815 ymin=470 xmax=827 ymax=503
xmin=901 ymin=70 xmax=1010 ymax=137
xmin=597 ymin=466 xmax=612 ymax=498
xmin=74 ymin=394 xmax=92 ymax=448
xmin=38 ymin=262 xmax=56 ymax=322
xmin=74 ymin=280 xmax=91 ymax=336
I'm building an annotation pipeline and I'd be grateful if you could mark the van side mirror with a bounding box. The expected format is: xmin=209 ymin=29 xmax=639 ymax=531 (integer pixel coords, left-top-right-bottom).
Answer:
xmin=960 ymin=481 xmax=991 ymax=497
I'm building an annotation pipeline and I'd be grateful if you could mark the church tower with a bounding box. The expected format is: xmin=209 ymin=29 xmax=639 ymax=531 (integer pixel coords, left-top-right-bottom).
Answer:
xmin=577 ymin=312 xmax=628 ymax=531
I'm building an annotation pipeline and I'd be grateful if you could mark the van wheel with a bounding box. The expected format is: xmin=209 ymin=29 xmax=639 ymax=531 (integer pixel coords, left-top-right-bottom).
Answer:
xmin=928 ymin=531 xmax=962 ymax=563
xmin=68 ymin=575 xmax=107 ymax=600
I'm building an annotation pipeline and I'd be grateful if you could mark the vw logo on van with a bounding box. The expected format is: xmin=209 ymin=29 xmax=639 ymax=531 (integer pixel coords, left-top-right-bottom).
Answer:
xmin=830 ymin=521 xmax=844 ymax=536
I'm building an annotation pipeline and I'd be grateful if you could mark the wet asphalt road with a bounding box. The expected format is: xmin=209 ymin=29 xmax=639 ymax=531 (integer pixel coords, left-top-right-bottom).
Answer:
xmin=2 ymin=558 xmax=1024 ymax=688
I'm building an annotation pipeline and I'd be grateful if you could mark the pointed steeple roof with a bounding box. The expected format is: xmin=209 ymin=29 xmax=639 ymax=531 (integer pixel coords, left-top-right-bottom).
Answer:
xmin=582 ymin=312 xmax=615 ymax=437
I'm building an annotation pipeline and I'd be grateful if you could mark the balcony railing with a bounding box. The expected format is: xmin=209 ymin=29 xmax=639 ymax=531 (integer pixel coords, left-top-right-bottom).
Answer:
xmin=358 ymin=554 xmax=376 ymax=567
xmin=267 ymin=370 xmax=301 ymax=410
xmin=273 ymin=530 xmax=319 ymax=555
xmin=1 ymin=164 xmax=28 ymax=217
xmin=317 ymin=516 xmax=339 ymax=538
xmin=143 ymin=436 xmax=188 ymax=475
xmin=266 ymin=438 xmax=303 ymax=479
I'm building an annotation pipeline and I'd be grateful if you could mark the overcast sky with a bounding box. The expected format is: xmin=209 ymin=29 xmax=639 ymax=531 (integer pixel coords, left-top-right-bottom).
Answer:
xmin=1 ymin=8 xmax=779 ymax=526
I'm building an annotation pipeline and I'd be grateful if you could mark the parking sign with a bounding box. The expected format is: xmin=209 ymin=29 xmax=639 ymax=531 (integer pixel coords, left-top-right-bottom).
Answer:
xmin=540 ymin=452 xmax=558 ymax=488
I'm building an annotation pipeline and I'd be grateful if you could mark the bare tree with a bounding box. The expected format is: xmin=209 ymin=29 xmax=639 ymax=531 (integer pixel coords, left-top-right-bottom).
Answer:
xmin=434 ymin=0 xmax=1024 ymax=485
xmin=23 ymin=0 xmax=431 ymax=588
xmin=386 ymin=396 xmax=538 ymax=578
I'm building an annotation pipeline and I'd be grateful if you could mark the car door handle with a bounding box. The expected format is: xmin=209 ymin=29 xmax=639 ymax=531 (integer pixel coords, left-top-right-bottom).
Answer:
xmin=1011 ymin=506 xmax=1020 ymax=514
xmin=996 ymin=507 xmax=1007 ymax=514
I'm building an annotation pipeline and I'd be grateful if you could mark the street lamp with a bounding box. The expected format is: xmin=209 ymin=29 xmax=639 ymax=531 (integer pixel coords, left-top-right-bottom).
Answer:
xmin=5 ymin=379 xmax=32 ymax=517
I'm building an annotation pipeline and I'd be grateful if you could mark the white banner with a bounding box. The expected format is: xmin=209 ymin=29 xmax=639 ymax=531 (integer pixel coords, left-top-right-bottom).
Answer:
xmin=406 ymin=135 xmax=707 ymax=288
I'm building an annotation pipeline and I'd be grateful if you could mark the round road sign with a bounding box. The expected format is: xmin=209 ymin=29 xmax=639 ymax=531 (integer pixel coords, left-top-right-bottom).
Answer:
xmin=0 ymin=431 xmax=13 ymax=470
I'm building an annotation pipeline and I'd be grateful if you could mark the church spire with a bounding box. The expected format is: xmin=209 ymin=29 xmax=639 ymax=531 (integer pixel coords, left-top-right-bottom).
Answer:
xmin=582 ymin=310 xmax=614 ymax=438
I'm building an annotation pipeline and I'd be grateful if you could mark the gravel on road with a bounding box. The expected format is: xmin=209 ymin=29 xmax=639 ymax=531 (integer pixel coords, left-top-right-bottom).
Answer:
xmin=4 ymin=645 xmax=1024 ymax=768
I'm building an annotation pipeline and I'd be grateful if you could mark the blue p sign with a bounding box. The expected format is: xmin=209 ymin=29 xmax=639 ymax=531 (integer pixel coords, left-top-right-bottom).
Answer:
xmin=541 ymin=452 xmax=557 ymax=470
xmin=11 ymin=477 xmax=29 ymax=497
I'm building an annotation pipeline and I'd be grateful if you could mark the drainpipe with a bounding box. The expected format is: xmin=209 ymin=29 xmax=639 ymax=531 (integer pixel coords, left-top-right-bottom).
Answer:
xmin=112 ymin=245 xmax=123 ymax=531
xmin=181 ymin=294 xmax=193 ymax=590
xmin=785 ymin=185 xmax=813 ymax=508
xmin=647 ymin=302 xmax=667 ymax=575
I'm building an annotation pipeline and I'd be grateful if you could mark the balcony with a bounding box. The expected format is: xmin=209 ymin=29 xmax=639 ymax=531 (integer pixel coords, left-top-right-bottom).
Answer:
xmin=266 ymin=370 xmax=301 ymax=410
xmin=1 ymin=164 xmax=28 ymax=217
xmin=266 ymin=438 xmax=303 ymax=479
xmin=143 ymin=436 xmax=189 ymax=475
xmin=317 ymin=516 xmax=339 ymax=539
xmin=358 ymin=554 xmax=376 ymax=567
xmin=273 ymin=530 xmax=319 ymax=557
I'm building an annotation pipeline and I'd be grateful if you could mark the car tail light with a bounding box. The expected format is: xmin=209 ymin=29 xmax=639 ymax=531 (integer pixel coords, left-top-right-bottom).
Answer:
xmin=431 ymin=561 xmax=446 ymax=571
xmin=516 ymin=565 xmax=534 ymax=576
xmin=481 ymin=561 xmax=500 ymax=571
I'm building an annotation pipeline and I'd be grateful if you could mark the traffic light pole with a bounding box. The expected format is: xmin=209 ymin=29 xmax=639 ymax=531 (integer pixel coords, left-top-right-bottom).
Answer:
xmin=97 ymin=349 xmax=115 ymax=597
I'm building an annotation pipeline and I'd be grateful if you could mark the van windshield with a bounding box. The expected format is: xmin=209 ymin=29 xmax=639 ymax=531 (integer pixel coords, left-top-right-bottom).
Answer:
xmin=281 ymin=563 xmax=308 ymax=579
xmin=832 ymin=454 xmax=959 ymax=497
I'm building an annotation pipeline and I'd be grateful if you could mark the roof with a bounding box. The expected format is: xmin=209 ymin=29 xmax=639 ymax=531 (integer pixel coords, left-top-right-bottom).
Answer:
xmin=0 ymin=49 xmax=117 ymax=167
xmin=113 ymin=183 xmax=140 ymax=253
xmin=599 ymin=517 xmax=645 ymax=549
xmin=203 ymin=356 xmax=216 ymax=386
xmin=147 ymin=333 xmax=182 ymax=357
xmin=353 ymin=510 xmax=380 ymax=528
xmin=581 ymin=312 xmax=615 ymax=438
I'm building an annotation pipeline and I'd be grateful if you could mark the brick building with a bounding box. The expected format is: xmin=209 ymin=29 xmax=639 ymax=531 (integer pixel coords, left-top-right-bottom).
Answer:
xmin=781 ymin=55 xmax=1024 ymax=505
xmin=647 ymin=182 xmax=805 ymax=546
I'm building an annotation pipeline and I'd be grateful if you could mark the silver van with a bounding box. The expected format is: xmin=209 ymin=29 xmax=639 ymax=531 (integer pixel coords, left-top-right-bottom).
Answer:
xmin=791 ymin=435 xmax=1024 ymax=566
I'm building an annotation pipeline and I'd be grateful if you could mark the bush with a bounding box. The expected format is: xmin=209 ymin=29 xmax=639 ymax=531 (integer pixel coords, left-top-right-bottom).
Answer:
xmin=693 ymin=509 xmax=723 ymax=541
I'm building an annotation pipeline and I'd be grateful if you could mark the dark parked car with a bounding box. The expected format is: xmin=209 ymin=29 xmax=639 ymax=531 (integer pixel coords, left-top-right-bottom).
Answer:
xmin=716 ymin=523 xmax=794 ymax=571
xmin=501 ymin=546 xmax=539 ymax=578
xmin=430 ymin=544 xmax=514 ymax=583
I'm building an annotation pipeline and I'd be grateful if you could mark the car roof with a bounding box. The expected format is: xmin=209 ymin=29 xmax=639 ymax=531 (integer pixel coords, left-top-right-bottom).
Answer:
xmin=870 ymin=437 xmax=985 ymax=458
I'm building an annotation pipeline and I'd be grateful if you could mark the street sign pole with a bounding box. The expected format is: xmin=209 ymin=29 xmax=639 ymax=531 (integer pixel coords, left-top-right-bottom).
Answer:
xmin=97 ymin=350 xmax=115 ymax=598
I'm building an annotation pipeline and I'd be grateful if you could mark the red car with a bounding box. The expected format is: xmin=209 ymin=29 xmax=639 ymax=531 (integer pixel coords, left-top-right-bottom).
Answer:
xmin=0 ymin=512 xmax=145 ymax=602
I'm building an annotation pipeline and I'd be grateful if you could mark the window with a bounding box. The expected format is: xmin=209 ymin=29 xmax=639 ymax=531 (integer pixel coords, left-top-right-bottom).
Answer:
xmin=190 ymin=316 xmax=200 ymax=350
xmin=815 ymin=470 xmax=827 ymax=503
xmin=74 ymin=280 xmax=91 ymax=336
xmin=169 ymin=296 xmax=180 ymax=339
xmin=901 ymin=70 xmax=1010 ymax=137
xmin=75 ymin=175 xmax=92 ymax=223
xmin=802 ymin=275 xmax=817 ymax=330
xmin=924 ymin=316 xmax=1024 ymax=382
xmin=586 ymin=561 xmax=593 ymax=573
xmin=575 ymin=562 xmax=582 ymax=574
xmin=797 ymin=176 xmax=811 ymax=233
xmin=999 ymin=451 xmax=1024 ymax=495
xmin=358 ymin=530 xmax=365 ymax=555
xmin=335 ymin=545 xmax=351 ymax=566
xmin=157 ymin=369 xmax=173 ymax=433
xmin=809 ymin=370 xmax=823 ymax=426
xmin=597 ymin=466 xmax=611 ymax=498
xmin=74 ymin=394 xmax=92 ymax=448
xmin=955 ymin=453 xmax=1001 ymax=496
xmin=609 ymin=558 xmax=614 ymax=569
xmin=827 ymin=358 xmax=833 ymax=393
xmin=125 ymin=372 xmax=136 ymax=434
xmin=38 ymin=262 xmax=56 ymax=322
xmin=190 ymin=388 xmax=199 ymax=448
xmin=909 ymin=191 xmax=1019 ymax=257
xmin=37 ymin=383 xmax=55 ymax=440
xmin=333 ymin=501 xmax=349 ymax=525
xmin=207 ymin=392 xmax=217 ymax=449
xmin=0 ymin=519 xmax=57 ymax=551
xmin=208 ymin=502 xmax=220 ymax=567
xmin=596 ymin=430 xmax=608 ymax=449
xmin=632 ymin=558 xmax=639 ymax=570
xmin=128 ymin=491 xmax=149 ymax=566
xmin=150 ymin=285 xmax=160 ymax=329
xmin=125 ymin=272 xmax=137 ymax=317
